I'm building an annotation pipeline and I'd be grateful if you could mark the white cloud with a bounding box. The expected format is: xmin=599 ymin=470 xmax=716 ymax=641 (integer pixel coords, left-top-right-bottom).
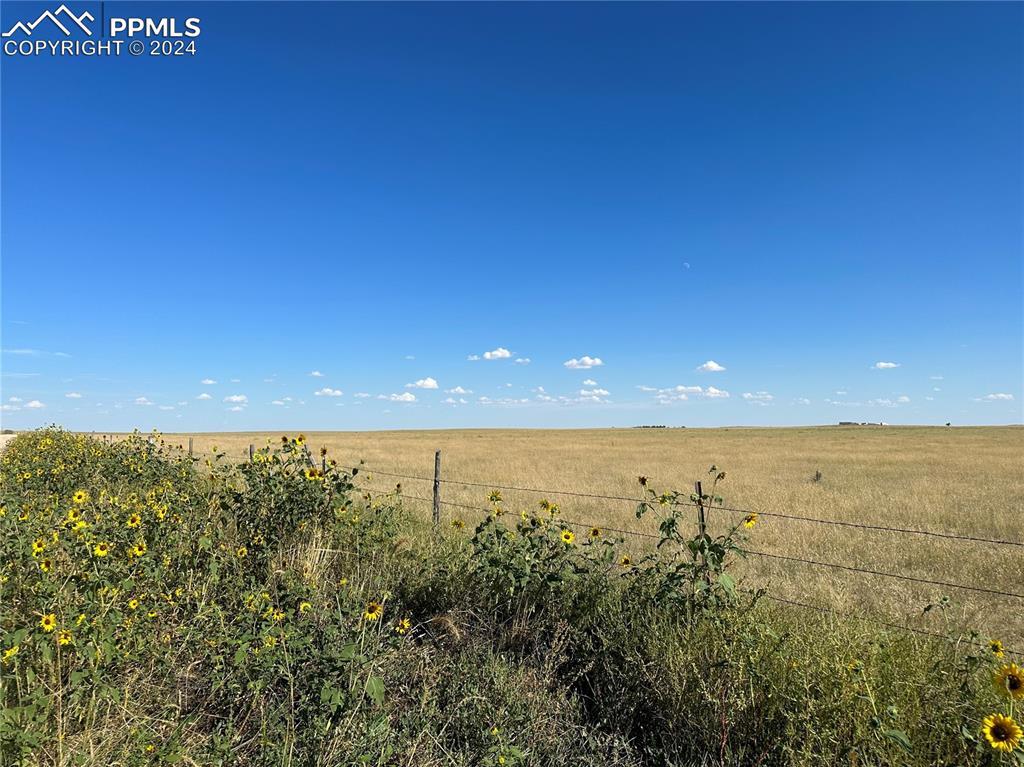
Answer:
xmin=582 ymin=379 xmax=597 ymax=386
xmin=0 ymin=404 xmax=19 ymax=412
xmin=405 ymin=377 xmax=439 ymax=390
xmin=134 ymin=397 xmax=153 ymax=406
xmin=466 ymin=355 xmax=481 ymax=361
xmin=981 ymin=393 xmax=1014 ymax=401
xmin=697 ymin=360 xmax=726 ymax=373
xmin=310 ymin=370 xmax=324 ymax=377
xmin=379 ymin=392 xmax=416 ymax=403
xmin=404 ymin=355 xmax=416 ymax=360
xmin=704 ymin=386 xmax=730 ymax=399
xmin=483 ymin=347 xmax=512 ymax=360
xmin=201 ymin=378 xmax=216 ymax=385
xmin=271 ymin=400 xmax=286 ymax=406
xmin=897 ymin=395 xmax=911 ymax=403
xmin=158 ymin=405 xmax=175 ymax=411
xmin=314 ymin=387 xmax=343 ymax=397
xmin=196 ymin=393 xmax=213 ymax=401
xmin=868 ymin=398 xmax=898 ymax=407
xmin=478 ymin=396 xmax=530 ymax=406
xmin=580 ymin=388 xmax=610 ymax=397
xmin=563 ymin=356 xmax=604 ymax=370
xmin=930 ymin=375 xmax=944 ymax=381
xmin=224 ymin=394 xmax=248 ymax=404
xmin=442 ymin=397 xmax=469 ymax=405
xmin=874 ymin=361 xmax=900 ymax=369
xmin=742 ymin=392 xmax=774 ymax=402
xmin=795 ymin=397 xmax=811 ymax=405
xmin=8 ymin=396 xmax=22 ymax=402
xmin=65 ymin=392 xmax=82 ymax=399
xmin=25 ymin=400 xmax=45 ymax=409
xmin=353 ymin=392 xmax=370 ymax=398
xmin=514 ymin=358 xmax=531 ymax=365
xmin=230 ymin=378 xmax=241 ymax=383
xmin=446 ymin=386 xmax=472 ymax=395
xmin=227 ymin=406 xmax=244 ymax=412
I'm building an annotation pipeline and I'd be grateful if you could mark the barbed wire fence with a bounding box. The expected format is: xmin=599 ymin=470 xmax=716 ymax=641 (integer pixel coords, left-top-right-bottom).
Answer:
xmin=197 ymin=439 xmax=1023 ymax=655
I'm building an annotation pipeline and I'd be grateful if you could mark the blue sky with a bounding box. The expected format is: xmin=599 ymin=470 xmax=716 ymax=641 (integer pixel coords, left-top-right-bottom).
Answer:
xmin=2 ymin=1 xmax=1021 ymax=431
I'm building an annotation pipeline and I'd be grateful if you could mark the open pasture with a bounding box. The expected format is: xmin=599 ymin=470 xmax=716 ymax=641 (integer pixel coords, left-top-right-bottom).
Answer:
xmin=167 ymin=425 xmax=1024 ymax=641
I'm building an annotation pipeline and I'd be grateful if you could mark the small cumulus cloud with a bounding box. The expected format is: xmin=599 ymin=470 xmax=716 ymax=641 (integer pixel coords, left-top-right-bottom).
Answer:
xmin=158 ymin=405 xmax=175 ymax=411
xmin=582 ymin=379 xmax=597 ymax=386
xmin=310 ymin=371 xmax=324 ymax=377
xmin=564 ymin=356 xmax=603 ymax=370
xmin=379 ymin=392 xmax=416 ymax=403
xmin=442 ymin=397 xmax=469 ymax=405
xmin=8 ymin=397 xmax=22 ymax=402
xmin=980 ymin=393 xmax=1014 ymax=402
xmin=514 ymin=358 xmax=531 ymax=365
xmin=26 ymin=400 xmax=46 ymax=409
xmin=227 ymin=406 xmax=244 ymax=412
xmin=794 ymin=397 xmax=811 ymax=405
xmin=873 ymin=361 xmax=900 ymax=369
xmin=483 ymin=347 xmax=512 ymax=360
xmin=224 ymin=394 xmax=248 ymax=404
xmin=65 ymin=392 xmax=82 ymax=399
xmin=742 ymin=392 xmax=774 ymax=403
xmin=201 ymin=378 xmax=216 ymax=385
xmin=466 ymin=355 xmax=480 ymax=361
xmin=704 ymin=387 xmax=730 ymax=399
xmin=353 ymin=392 xmax=370 ymax=398
xmin=405 ymin=377 xmax=439 ymax=390
xmin=314 ymin=387 xmax=343 ymax=397
xmin=271 ymin=400 xmax=286 ymax=406
xmin=446 ymin=386 xmax=472 ymax=395
xmin=897 ymin=396 xmax=911 ymax=403
xmin=196 ymin=393 xmax=212 ymax=401
xmin=134 ymin=397 xmax=153 ymax=406
xmin=697 ymin=360 xmax=726 ymax=373
xmin=580 ymin=388 xmax=610 ymax=397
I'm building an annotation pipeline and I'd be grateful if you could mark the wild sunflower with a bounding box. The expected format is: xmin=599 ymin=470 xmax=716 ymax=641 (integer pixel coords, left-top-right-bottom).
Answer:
xmin=31 ymin=538 xmax=46 ymax=556
xmin=451 ymin=519 xmax=465 ymax=530
xmin=57 ymin=630 xmax=73 ymax=646
xmin=619 ymin=555 xmax=633 ymax=568
xmin=299 ymin=601 xmax=312 ymax=613
xmin=982 ymin=713 xmax=1022 ymax=753
xmin=994 ymin=663 xmax=1024 ymax=701
xmin=40 ymin=613 xmax=57 ymax=632
xmin=363 ymin=601 xmax=383 ymax=621
xmin=236 ymin=546 xmax=248 ymax=558
xmin=560 ymin=529 xmax=575 ymax=545
xmin=72 ymin=490 xmax=89 ymax=505
xmin=126 ymin=513 xmax=141 ymax=528
xmin=2 ymin=645 xmax=19 ymax=664
xmin=132 ymin=541 xmax=147 ymax=557
xmin=395 ymin=617 xmax=412 ymax=635
xmin=490 ymin=490 xmax=503 ymax=504
xmin=990 ymin=639 xmax=1006 ymax=658
xmin=66 ymin=508 xmax=81 ymax=523
xmin=94 ymin=542 xmax=111 ymax=557
xmin=320 ymin=446 xmax=327 ymax=457
xmin=743 ymin=513 xmax=758 ymax=529
xmin=295 ymin=434 xmax=306 ymax=446
xmin=589 ymin=527 xmax=602 ymax=539
xmin=128 ymin=599 xmax=139 ymax=610
xmin=39 ymin=558 xmax=52 ymax=573
xmin=271 ymin=609 xmax=285 ymax=622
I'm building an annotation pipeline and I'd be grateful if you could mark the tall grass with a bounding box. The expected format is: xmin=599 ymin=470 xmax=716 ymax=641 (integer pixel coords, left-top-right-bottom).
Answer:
xmin=2 ymin=429 xmax=1019 ymax=765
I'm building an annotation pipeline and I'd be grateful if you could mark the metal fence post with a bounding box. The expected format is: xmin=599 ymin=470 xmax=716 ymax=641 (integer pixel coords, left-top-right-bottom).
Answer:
xmin=432 ymin=450 xmax=442 ymax=527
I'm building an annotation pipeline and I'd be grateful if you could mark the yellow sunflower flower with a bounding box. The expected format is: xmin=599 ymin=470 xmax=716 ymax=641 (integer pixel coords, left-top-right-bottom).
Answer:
xmin=94 ymin=542 xmax=111 ymax=557
xmin=57 ymin=630 xmax=73 ymax=646
xmin=994 ymin=664 xmax=1024 ymax=701
xmin=31 ymin=538 xmax=46 ymax=556
xmin=363 ymin=601 xmax=383 ymax=621
xmin=619 ymin=555 xmax=633 ymax=568
xmin=982 ymin=713 xmax=1022 ymax=753
xmin=72 ymin=490 xmax=89 ymax=505
xmin=560 ymin=529 xmax=575 ymax=545
xmin=299 ymin=601 xmax=312 ymax=613
xmin=126 ymin=513 xmax=141 ymax=528
xmin=589 ymin=527 xmax=602 ymax=539
xmin=395 ymin=617 xmax=412 ymax=635
xmin=236 ymin=546 xmax=248 ymax=558
xmin=743 ymin=513 xmax=758 ymax=529
xmin=39 ymin=558 xmax=52 ymax=573
xmin=40 ymin=613 xmax=57 ymax=632
xmin=990 ymin=639 xmax=1006 ymax=658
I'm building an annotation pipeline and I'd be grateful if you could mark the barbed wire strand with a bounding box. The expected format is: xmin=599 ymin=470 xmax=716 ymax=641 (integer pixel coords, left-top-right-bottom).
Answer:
xmin=361 ymin=484 xmax=1022 ymax=601
xmin=352 ymin=463 xmax=1023 ymax=548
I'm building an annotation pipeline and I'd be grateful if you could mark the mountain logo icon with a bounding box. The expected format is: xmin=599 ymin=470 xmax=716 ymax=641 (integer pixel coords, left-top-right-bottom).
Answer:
xmin=2 ymin=4 xmax=94 ymax=37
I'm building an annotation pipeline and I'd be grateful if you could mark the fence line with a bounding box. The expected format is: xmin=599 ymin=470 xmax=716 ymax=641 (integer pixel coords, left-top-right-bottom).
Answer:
xmin=349 ymin=461 xmax=1023 ymax=549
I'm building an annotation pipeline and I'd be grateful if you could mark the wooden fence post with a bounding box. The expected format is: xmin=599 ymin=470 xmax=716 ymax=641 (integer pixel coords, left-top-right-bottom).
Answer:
xmin=188 ymin=437 xmax=193 ymax=458
xmin=432 ymin=450 xmax=442 ymax=528
xmin=248 ymin=444 xmax=254 ymax=461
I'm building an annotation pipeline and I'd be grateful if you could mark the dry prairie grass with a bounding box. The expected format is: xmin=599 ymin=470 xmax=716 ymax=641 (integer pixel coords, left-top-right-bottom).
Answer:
xmin=143 ymin=426 xmax=1023 ymax=641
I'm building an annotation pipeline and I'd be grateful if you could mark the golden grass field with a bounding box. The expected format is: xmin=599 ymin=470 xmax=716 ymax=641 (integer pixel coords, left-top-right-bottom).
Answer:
xmin=114 ymin=426 xmax=1024 ymax=641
